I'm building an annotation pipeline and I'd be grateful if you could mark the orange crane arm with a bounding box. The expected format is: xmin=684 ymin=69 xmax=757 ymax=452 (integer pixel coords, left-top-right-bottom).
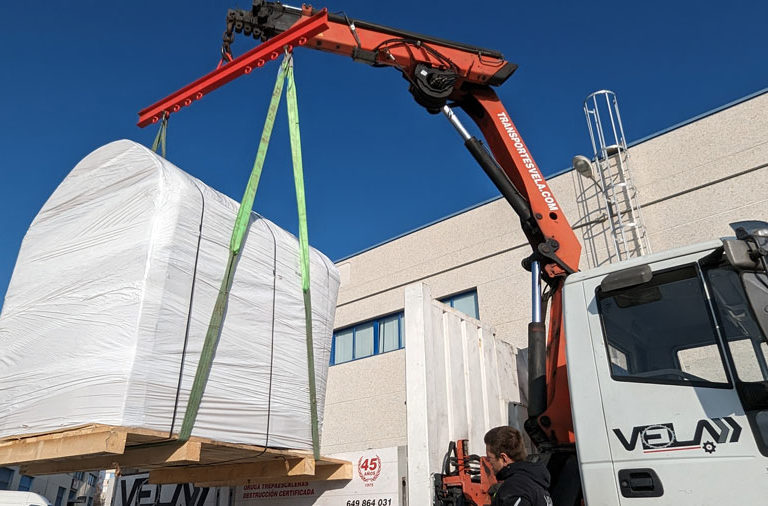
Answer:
xmin=136 ymin=0 xmax=581 ymax=450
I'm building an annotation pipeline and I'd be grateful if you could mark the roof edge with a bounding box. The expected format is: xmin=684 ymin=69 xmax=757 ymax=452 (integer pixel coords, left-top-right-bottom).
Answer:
xmin=334 ymin=194 xmax=503 ymax=263
xmin=333 ymin=86 xmax=768 ymax=264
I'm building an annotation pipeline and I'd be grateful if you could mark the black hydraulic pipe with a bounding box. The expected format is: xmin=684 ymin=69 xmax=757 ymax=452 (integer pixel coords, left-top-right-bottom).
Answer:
xmin=467 ymin=133 xmax=549 ymax=430
xmin=464 ymin=137 xmax=534 ymax=226
xmin=443 ymin=104 xmax=551 ymax=446
xmin=527 ymin=321 xmax=547 ymax=418
xmin=441 ymin=106 xmax=536 ymax=237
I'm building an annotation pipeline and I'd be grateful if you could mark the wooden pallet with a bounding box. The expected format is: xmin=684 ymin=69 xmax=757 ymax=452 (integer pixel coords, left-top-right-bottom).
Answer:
xmin=0 ymin=425 xmax=351 ymax=486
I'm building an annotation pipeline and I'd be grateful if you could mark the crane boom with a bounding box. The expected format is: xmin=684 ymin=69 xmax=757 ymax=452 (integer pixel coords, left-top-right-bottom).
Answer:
xmin=137 ymin=1 xmax=581 ymax=277
xmin=136 ymin=0 xmax=582 ymax=459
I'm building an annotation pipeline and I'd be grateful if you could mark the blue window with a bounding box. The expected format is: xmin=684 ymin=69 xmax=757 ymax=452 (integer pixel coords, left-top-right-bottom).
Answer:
xmin=17 ymin=475 xmax=33 ymax=492
xmin=441 ymin=290 xmax=479 ymax=319
xmin=331 ymin=312 xmax=403 ymax=365
xmin=0 ymin=467 xmax=14 ymax=490
xmin=87 ymin=474 xmax=97 ymax=487
xmin=55 ymin=487 xmax=66 ymax=506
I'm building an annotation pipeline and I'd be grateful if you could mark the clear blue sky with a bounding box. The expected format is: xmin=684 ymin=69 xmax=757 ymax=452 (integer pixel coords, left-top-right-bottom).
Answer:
xmin=1 ymin=0 xmax=766 ymax=303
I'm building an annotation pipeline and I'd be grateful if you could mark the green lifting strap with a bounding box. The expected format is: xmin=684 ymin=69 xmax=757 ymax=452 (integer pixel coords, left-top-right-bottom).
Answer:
xmin=286 ymin=56 xmax=320 ymax=461
xmin=178 ymin=53 xmax=320 ymax=461
xmin=178 ymin=55 xmax=287 ymax=442
xmin=151 ymin=113 xmax=168 ymax=158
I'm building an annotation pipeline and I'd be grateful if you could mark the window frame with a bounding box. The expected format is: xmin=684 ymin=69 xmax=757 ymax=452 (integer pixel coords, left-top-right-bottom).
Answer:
xmin=706 ymin=267 xmax=768 ymax=384
xmin=55 ymin=487 xmax=66 ymax=506
xmin=331 ymin=311 xmax=404 ymax=365
xmin=0 ymin=467 xmax=14 ymax=490
xmin=377 ymin=313 xmax=403 ymax=354
xmin=17 ymin=475 xmax=33 ymax=492
xmin=596 ymin=263 xmax=733 ymax=389
xmin=440 ymin=289 xmax=479 ymax=320
xmin=701 ymin=265 xmax=768 ymax=457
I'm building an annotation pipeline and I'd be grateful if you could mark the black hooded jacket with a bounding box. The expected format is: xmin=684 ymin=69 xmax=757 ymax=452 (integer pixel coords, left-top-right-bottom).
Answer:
xmin=490 ymin=461 xmax=552 ymax=506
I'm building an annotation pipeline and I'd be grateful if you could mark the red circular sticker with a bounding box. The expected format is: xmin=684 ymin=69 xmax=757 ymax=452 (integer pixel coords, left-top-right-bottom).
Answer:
xmin=357 ymin=455 xmax=382 ymax=484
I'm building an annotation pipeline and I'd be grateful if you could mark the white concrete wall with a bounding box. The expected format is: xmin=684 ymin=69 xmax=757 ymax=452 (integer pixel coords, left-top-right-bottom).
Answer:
xmin=404 ymin=283 xmax=519 ymax=506
xmin=322 ymin=90 xmax=768 ymax=453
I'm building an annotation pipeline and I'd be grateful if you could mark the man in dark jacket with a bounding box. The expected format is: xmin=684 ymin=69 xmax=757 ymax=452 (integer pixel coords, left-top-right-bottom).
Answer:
xmin=484 ymin=426 xmax=553 ymax=506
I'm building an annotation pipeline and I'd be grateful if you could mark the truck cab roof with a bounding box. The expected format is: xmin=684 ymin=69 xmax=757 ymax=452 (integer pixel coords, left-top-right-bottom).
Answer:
xmin=565 ymin=239 xmax=723 ymax=286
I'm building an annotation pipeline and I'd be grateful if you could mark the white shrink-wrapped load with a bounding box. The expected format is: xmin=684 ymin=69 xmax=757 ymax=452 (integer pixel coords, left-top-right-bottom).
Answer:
xmin=0 ymin=140 xmax=340 ymax=451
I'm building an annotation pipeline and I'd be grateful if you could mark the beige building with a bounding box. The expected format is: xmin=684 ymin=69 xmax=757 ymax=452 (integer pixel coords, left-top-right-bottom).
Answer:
xmin=320 ymin=88 xmax=768 ymax=454
xmin=4 ymin=88 xmax=766 ymax=506
xmin=0 ymin=467 xmax=101 ymax=506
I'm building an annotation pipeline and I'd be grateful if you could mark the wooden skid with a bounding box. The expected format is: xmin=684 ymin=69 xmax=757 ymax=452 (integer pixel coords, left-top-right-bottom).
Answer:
xmin=0 ymin=425 xmax=129 ymax=467
xmin=187 ymin=460 xmax=354 ymax=487
xmin=1 ymin=425 xmax=350 ymax=485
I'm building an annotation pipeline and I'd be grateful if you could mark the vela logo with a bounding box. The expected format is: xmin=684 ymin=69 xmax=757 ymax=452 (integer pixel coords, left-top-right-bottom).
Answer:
xmin=119 ymin=477 xmax=210 ymax=506
xmin=613 ymin=417 xmax=742 ymax=454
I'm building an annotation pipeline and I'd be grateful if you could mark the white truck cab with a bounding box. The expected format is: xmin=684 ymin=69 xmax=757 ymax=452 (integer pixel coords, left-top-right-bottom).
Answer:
xmin=0 ymin=492 xmax=52 ymax=506
xmin=564 ymin=222 xmax=768 ymax=504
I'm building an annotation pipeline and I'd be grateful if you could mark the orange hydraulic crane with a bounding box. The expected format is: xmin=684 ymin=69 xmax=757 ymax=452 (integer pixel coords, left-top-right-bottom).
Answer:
xmin=138 ymin=2 xmax=582 ymax=504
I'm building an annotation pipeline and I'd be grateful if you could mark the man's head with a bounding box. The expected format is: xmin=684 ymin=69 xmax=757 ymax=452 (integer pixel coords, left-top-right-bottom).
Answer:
xmin=484 ymin=426 xmax=527 ymax=474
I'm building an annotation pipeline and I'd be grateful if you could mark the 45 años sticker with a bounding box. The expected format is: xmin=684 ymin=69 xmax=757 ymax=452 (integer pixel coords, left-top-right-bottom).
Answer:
xmin=358 ymin=456 xmax=382 ymax=486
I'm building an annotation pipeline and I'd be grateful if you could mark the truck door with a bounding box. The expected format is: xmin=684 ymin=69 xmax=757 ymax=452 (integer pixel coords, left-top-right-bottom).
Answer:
xmin=581 ymin=254 xmax=768 ymax=505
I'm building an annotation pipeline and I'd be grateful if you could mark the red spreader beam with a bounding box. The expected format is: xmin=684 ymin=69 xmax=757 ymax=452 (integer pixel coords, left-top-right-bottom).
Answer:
xmin=137 ymin=9 xmax=329 ymax=128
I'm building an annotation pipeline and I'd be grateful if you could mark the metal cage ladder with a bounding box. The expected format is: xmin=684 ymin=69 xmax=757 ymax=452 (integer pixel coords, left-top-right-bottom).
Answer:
xmin=584 ymin=90 xmax=651 ymax=262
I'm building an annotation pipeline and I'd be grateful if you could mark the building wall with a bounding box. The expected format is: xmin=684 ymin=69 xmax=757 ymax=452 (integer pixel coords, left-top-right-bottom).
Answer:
xmin=333 ymin=90 xmax=768 ymax=349
xmin=0 ymin=467 xmax=99 ymax=506
xmin=321 ymin=349 xmax=407 ymax=455
xmin=320 ymin=89 xmax=768 ymax=454
xmin=571 ymin=90 xmax=768 ymax=267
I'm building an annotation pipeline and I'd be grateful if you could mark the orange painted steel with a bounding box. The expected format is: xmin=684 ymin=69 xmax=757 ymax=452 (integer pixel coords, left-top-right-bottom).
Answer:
xmin=135 ymin=3 xmax=583 ymax=452
xmin=137 ymin=10 xmax=329 ymax=127
xmin=302 ymin=21 xmax=510 ymax=91
xmin=541 ymin=283 xmax=575 ymax=445
xmin=462 ymin=88 xmax=581 ymax=275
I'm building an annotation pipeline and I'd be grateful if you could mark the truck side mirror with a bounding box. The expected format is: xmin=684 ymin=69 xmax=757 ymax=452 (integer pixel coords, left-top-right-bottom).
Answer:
xmin=723 ymin=239 xmax=761 ymax=270
xmin=600 ymin=264 xmax=652 ymax=293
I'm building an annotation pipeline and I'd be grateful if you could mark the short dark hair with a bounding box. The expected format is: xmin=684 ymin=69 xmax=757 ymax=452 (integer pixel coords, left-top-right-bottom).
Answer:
xmin=484 ymin=426 xmax=527 ymax=462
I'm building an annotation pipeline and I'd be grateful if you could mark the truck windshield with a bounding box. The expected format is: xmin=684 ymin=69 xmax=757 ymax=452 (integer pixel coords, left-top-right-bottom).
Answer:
xmin=597 ymin=262 xmax=768 ymax=388
xmin=597 ymin=264 xmax=731 ymax=386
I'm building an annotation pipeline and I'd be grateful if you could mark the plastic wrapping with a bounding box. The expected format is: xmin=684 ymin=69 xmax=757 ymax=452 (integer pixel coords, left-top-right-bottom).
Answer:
xmin=0 ymin=140 xmax=340 ymax=450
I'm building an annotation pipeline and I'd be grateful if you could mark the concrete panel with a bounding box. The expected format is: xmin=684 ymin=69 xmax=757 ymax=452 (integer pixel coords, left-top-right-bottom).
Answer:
xmin=321 ymin=392 xmax=407 ymax=454
xmin=404 ymin=283 xmax=519 ymax=505
xmin=633 ymin=143 xmax=768 ymax=203
xmin=324 ymin=350 xmax=406 ymax=404
xmin=630 ymin=93 xmax=768 ymax=191
xmin=643 ymin=188 xmax=768 ymax=240
xmin=647 ymin=199 xmax=768 ymax=254
xmin=321 ymin=349 xmax=406 ymax=454
xmin=335 ymin=201 xmax=523 ymax=305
